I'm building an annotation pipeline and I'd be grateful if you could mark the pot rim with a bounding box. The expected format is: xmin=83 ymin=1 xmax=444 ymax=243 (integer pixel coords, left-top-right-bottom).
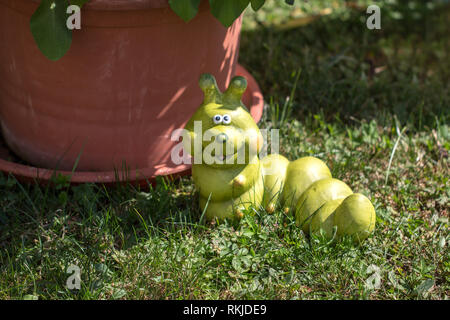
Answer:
xmin=86 ymin=0 xmax=170 ymax=10
xmin=27 ymin=0 xmax=207 ymax=11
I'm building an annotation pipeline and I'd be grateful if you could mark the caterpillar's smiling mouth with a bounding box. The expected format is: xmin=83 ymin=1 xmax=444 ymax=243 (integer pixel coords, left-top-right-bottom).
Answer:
xmin=212 ymin=144 xmax=247 ymax=165
xmin=215 ymin=153 xmax=236 ymax=162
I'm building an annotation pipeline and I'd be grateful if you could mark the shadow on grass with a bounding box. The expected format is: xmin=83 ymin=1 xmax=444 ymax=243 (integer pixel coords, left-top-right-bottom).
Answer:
xmin=0 ymin=174 xmax=204 ymax=298
xmin=239 ymin=0 xmax=449 ymax=129
xmin=0 ymin=175 xmax=201 ymax=252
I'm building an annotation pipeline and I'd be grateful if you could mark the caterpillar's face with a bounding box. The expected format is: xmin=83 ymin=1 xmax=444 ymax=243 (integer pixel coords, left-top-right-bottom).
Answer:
xmin=183 ymin=75 xmax=263 ymax=168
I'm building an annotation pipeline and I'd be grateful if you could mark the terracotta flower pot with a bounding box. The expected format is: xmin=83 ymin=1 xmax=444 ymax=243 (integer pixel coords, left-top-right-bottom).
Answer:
xmin=0 ymin=0 xmax=258 ymax=178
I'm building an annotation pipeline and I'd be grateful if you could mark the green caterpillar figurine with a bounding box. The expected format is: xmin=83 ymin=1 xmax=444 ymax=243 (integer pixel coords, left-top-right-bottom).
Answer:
xmin=182 ymin=74 xmax=376 ymax=242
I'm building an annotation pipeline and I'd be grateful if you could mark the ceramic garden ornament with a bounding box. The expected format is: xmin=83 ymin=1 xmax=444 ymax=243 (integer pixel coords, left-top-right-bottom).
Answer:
xmin=183 ymin=74 xmax=376 ymax=242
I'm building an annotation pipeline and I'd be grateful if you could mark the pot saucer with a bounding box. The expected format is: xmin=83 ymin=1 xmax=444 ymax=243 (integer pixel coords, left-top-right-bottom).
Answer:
xmin=0 ymin=65 xmax=264 ymax=186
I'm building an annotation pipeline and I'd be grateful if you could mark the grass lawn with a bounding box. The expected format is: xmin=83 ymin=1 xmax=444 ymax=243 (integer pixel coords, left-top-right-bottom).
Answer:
xmin=0 ymin=0 xmax=448 ymax=300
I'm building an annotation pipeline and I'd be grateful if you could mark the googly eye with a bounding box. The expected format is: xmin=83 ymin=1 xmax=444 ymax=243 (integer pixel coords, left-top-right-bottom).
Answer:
xmin=222 ymin=114 xmax=231 ymax=124
xmin=213 ymin=114 xmax=223 ymax=124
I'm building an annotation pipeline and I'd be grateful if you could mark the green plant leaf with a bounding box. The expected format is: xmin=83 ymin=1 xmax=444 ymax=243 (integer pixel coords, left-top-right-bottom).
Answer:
xmin=30 ymin=0 xmax=72 ymax=61
xmin=250 ymin=0 xmax=265 ymax=11
xmin=209 ymin=0 xmax=250 ymax=27
xmin=70 ymin=0 xmax=89 ymax=8
xmin=415 ymin=279 xmax=435 ymax=297
xmin=169 ymin=0 xmax=202 ymax=22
